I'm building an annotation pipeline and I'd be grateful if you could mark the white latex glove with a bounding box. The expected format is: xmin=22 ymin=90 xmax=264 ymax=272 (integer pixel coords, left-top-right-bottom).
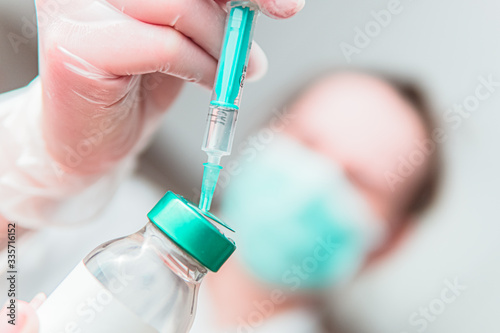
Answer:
xmin=0 ymin=0 xmax=305 ymax=227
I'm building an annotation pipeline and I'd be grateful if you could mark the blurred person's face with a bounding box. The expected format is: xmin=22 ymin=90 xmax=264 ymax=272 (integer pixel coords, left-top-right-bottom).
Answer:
xmin=209 ymin=73 xmax=434 ymax=322
xmin=218 ymin=72 xmax=431 ymax=290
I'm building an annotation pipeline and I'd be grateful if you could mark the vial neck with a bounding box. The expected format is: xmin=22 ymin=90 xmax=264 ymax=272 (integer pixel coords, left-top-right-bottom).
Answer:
xmin=142 ymin=222 xmax=207 ymax=283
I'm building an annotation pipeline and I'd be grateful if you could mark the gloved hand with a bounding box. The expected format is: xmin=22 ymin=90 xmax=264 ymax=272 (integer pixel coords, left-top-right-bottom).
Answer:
xmin=37 ymin=0 xmax=305 ymax=174
xmin=0 ymin=0 xmax=304 ymax=227
xmin=0 ymin=293 xmax=45 ymax=333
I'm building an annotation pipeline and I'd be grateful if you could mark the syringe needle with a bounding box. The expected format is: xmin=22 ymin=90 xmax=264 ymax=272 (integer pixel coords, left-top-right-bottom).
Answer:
xmin=199 ymin=162 xmax=223 ymax=211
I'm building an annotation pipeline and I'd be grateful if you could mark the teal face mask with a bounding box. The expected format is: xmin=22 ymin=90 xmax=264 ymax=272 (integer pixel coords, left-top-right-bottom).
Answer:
xmin=220 ymin=134 xmax=387 ymax=290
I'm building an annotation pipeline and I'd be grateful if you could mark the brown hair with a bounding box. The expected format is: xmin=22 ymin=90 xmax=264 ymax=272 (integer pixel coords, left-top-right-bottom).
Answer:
xmin=381 ymin=74 xmax=442 ymax=218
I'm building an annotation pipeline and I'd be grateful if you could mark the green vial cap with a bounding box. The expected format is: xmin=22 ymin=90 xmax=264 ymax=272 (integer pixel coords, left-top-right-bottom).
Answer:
xmin=147 ymin=191 xmax=236 ymax=272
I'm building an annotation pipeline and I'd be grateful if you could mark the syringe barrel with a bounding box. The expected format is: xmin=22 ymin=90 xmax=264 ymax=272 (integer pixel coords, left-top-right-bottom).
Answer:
xmin=202 ymin=105 xmax=238 ymax=159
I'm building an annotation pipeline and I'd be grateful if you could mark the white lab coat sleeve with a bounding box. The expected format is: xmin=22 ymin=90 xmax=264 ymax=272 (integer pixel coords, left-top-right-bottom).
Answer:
xmin=0 ymin=77 xmax=137 ymax=228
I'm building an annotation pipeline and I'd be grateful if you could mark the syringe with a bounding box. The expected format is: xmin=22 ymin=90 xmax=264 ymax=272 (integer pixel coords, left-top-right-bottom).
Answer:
xmin=199 ymin=1 xmax=260 ymax=211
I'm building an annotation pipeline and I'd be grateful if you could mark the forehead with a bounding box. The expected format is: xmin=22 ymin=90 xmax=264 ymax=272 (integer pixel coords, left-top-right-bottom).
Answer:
xmin=286 ymin=73 xmax=429 ymax=219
